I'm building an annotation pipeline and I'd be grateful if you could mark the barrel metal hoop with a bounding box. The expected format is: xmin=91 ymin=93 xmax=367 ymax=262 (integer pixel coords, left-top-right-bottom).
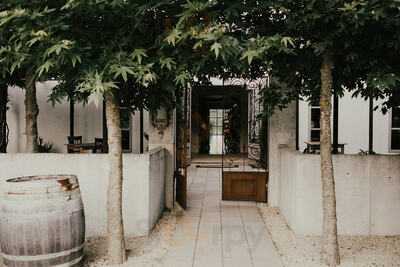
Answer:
xmin=53 ymin=255 xmax=83 ymax=267
xmin=1 ymin=244 xmax=84 ymax=261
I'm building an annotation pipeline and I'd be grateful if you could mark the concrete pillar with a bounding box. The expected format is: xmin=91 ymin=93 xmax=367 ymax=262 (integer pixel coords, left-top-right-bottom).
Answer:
xmin=268 ymin=101 xmax=296 ymax=207
xmin=148 ymin=110 xmax=176 ymax=210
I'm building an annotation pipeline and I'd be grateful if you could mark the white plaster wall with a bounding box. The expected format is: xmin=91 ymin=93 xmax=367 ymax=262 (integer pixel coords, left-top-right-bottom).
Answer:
xmin=299 ymin=92 xmax=392 ymax=154
xmin=279 ymin=148 xmax=400 ymax=236
xmin=149 ymin=148 xmax=166 ymax=228
xmin=7 ymin=82 xmax=148 ymax=153
xmin=148 ymin=111 xmax=176 ymax=210
xmin=268 ymin=102 xmax=297 ymax=207
xmin=6 ymin=92 xmax=20 ymax=153
xmin=0 ymin=149 xmax=166 ymax=237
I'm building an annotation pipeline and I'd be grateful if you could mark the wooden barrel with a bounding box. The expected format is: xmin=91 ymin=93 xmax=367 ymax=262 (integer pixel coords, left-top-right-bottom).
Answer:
xmin=0 ymin=175 xmax=85 ymax=267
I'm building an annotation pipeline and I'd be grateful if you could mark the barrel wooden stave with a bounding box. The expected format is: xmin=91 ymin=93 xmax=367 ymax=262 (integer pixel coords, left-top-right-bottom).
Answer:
xmin=0 ymin=175 xmax=85 ymax=267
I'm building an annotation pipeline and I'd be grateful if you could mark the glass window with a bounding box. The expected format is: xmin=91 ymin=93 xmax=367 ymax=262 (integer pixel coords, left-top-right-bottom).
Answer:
xmin=391 ymin=111 xmax=400 ymax=151
xmin=121 ymin=130 xmax=131 ymax=151
xmin=120 ymin=110 xmax=131 ymax=129
xmin=120 ymin=107 xmax=131 ymax=152
xmin=209 ymin=117 xmax=218 ymax=127
xmin=311 ymin=108 xmax=320 ymax=129
xmin=310 ymin=103 xmax=320 ymax=142
xmin=391 ymin=90 xmax=400 ymax=151
xmin=392 ymin=107 xmax=400 ymax=128
xmin=209 ymin=109 xmax=227 ymax=154
xmin=311 ymin=129 xmax=320 ymax=142
xmin=391 ymin=130 xmax=400 ymax=150
xmin=209 ymin=109 xmax=217 ymax=117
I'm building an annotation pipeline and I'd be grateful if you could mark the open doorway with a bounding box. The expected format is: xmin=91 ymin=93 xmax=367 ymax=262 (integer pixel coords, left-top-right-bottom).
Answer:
xmin=191 ymin=85 xmax=247 ymax=157
xmin=183 ymin=83 xmax=268 ymax=203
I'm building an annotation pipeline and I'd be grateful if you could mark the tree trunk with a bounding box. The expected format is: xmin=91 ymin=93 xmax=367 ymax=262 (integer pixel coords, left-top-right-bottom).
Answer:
xmin=0 ymin=83 xmax=8 ymax=153
xmin=105 ymin=92 xmax=126 ymax=264
xmin=320 ymin=52 xmax=340 ymax=267
xmin=25 ymin=73 xmax=39 ymax=153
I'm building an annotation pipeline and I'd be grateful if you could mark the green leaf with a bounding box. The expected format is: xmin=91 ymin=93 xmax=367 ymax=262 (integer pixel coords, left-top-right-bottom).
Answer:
xmin=241 ymin=50 xmax=259 ymax=65
xmin=193 ymin=41 xmax=203 ymax=50
xmin=160 ymin=57 xmax=176 ymax=70
xmin=61 ymin=0 xmax=79 ymax=10
xmin=46 ymin=40 xmax=73 ymax=56
xmin=110 ymin=65 xmax=135 ymax=82
xmin=165 ymin=28 xmax=182 ymax=46
xmin=70 ymin=55 xmax=81 ymax=68
xmin=37 ymin=60 xmax=54 ymax=77
xmin=210 ymin=42 xmax=222 ymax=58
xmin=131 ymin=49 xmax=147 ymax=65
xmin=10 ymin=61 xmax=21 ymax=74
xmin=281 ymin=37 xmax=295 ymax=48
xmin=175 ymin=71 xmax=190 ymax=87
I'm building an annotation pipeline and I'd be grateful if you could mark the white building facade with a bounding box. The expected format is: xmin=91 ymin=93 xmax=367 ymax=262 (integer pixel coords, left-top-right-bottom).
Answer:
xmin=6 ymin=81 xmax=150 ymax=154
xmin=3 ymin=80 xmax=400 ymax=237
xmin=298 ymin=92 xmax=398 ymax=155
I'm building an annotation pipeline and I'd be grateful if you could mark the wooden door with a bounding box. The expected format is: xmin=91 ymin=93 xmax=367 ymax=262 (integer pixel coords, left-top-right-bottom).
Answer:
xmin=176 ymin=170 xmax=187 ymax=209
xmin=222 ymin=171 xmax=267 ymax=202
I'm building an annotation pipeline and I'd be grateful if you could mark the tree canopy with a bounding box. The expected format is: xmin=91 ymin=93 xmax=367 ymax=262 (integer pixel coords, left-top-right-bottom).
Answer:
xmin=1 ymin=0 xmax=400 ymax=265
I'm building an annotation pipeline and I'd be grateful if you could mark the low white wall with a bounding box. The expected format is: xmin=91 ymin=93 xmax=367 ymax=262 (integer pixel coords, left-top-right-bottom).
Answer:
xmin=268 ymin=102 xmax=297 ymax=207
xmin=279 ymin=148 xmax=400 ymax=236
xmin=149 ymin=149 xmax=166 ymax=228
xmin=0 ymin=148 xmax=166 ymax=238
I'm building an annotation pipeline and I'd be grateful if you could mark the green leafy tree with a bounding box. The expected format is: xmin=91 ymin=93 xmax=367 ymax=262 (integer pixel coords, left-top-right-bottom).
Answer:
xmin=262 ymin=2 xmax=399 ymax=266
xmin=0 ymin=2 xmax=77 ymax=152
xmin=46 ymin=1 xmax=186 ymax=263
xmin=174 ymin=2 xmax=400 ymax=267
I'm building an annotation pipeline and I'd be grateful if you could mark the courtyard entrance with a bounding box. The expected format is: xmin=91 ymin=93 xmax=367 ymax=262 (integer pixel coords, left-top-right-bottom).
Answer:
xmin=178 ymin=81 xmax=268 ymax=204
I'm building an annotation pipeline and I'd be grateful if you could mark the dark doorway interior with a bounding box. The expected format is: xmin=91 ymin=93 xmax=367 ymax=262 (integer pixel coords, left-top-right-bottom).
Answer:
xmin=191 ymin=85 xmax=248 ymax=156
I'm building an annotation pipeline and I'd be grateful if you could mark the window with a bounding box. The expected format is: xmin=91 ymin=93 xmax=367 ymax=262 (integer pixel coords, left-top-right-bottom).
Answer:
xmin=310 ymin=99 xmax=320 ymax=142
xmin=209 ymin=109 xmax=224 ymax=135
xmin=209 ymin=109 xmax=226 ymax=154
xmin=120 ymin=107 xmax=132 ymax=152
xmin=390 ymin=91 xmax=400 ymax=150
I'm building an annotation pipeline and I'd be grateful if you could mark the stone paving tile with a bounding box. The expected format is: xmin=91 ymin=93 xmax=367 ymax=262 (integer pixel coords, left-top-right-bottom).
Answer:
xmin=160 ymin=165 xmax=283 ymax=267
xmin=162 ymin=258 xmax=193 ymax=267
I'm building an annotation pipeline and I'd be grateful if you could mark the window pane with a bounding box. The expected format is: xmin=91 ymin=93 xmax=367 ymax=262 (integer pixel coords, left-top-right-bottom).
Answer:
xmin=121 ymin=130 xmax=130 ymax=150
xmin=311 ymin=108 xmax=320 ymax=129
xmin=310 ymin=98 xmax=320 ymax=107
xmin=392 ymin=130 xmax=400 ymax=150
xmin=209 ymin=117 xmax=217 ymax=127
xmin=211 ymin=126 xmax=222 ymax=135
xmin=120 ymin=110 xmax=130 ymax=129
xmin=210 ymin=127 xmax=216 ymax=135
xmin=209 ymin=109 xmax=217 ymax=117
xmin=392 ymin=107 xmax=400 ymax=128
xmin=217 ymin=126 xmax=223 ymax=135
xmin=391 ymin=91 xmax=400 ymax=107
xmin=311 ymin=130 xmax=320 ymax=142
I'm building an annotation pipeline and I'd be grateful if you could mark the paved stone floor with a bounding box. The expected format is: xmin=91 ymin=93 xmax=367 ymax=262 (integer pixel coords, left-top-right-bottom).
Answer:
xmin=161 ymin=166 xmax=283 ymax=267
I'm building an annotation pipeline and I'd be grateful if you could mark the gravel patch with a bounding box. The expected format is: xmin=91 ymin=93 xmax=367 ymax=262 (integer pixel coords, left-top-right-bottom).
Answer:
xmin=84 ymin=210 xmax=177 ymax=267
xmin=258 ymin=204 xmax=400 ymax=267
